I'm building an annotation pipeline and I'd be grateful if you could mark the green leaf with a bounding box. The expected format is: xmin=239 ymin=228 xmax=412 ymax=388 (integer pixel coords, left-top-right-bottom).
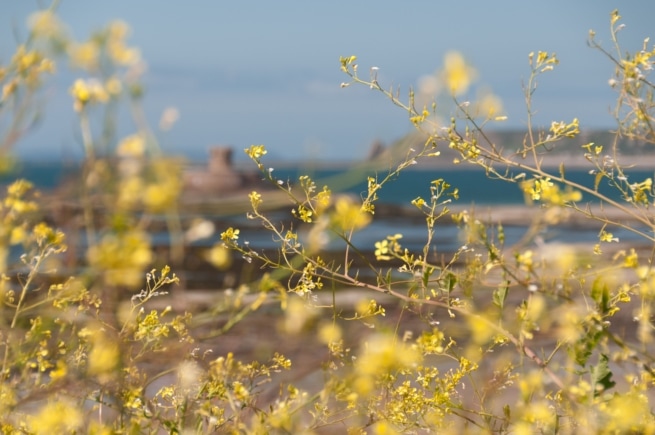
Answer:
xmin=594 ymin=172 xmax=604 ymax=191
xmin=493 ymin=282 xmax=509 ymax=310
xmin=445 ymin=272 xmax=457 ymax=294
xmin=591 ymin=277 xmax=610 ymax=315
xmin=590 ymin=353 xmax=616 ymax=396
xmin=408 ymin=284 xmax=418 ymax=299
xmin=422 ymin=266 xmax=434 ymax=288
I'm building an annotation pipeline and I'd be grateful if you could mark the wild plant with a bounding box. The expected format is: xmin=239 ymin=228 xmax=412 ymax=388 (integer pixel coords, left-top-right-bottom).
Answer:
xmin=1 ymin=5 xmax=654 ymax=434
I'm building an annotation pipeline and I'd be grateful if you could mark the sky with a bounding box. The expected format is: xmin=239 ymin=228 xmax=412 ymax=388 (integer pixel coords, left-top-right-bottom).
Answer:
xmin=1 ymin=1 xmax=654 ymax=162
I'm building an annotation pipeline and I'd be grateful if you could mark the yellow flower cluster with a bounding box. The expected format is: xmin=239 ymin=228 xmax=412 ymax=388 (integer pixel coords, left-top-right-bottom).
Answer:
xmin=442 ymin=51 xmax=477 ymax=96
xmin=629 ymin=177 xmax=652 ymax=205
xmin=28 ymin=10 xmax=67 ymax=41
xmin=582 ymin=142 xmax=604 ymax=157
xmin=409 ymin=108 xmax=431 ymax=126
xmin=339 ymin=55 xmax=357 ymax=73
xmin=292 ymin=262 xmax=323 ymax=296
xmin=475 ymin=91 xmax=505 ymax=120
xmin=248 ymin=191 xmax=263 ymax=210
xmin=143 ymin=160 xmax=182 ymax=212
xmin=220 ymin=227 xmax=240 ymax=243
xmin=32 ymin=222 xmax=66 ymax=251
xmin=330 ymin=196 xmax=372 ymax=232
xmin=68 ymin=40 xmax=100 ymax=71
xmin=0 ymin=181 xmax=40 ymax=270
xmin=67 ymin=20 xmax=140 ymax=71
xmin=87 ymin=230 xmax=152 ymax=287
xmin=12 ymin=45 xmax=55 ymax=78
xmin=516 ymin=250 xmax=534 ymax=272
xmin=105 ymin=21 xmax=141 ymax=66
xmin=352 ymin=333 xmax=422 ymax=396
xmin=28 ymin=400 xmax=83 ymax=434
xmin=84 ymin=327 xmax=120 ymax=378
xmin=374 ymin=233 xmax=403 ymax=261
xmin=245 ymin=144 xmax=267 ymax=160
xmin=620 ymin=35 xmax=655 ymax=81
xmin=529 ymin=51 xmax=559 ymax=73
xmin=115 ymin=153 xmax=182 ymax=212
xmin=521 ymin=177 xmax=582 ymax=205
xmin=292 ymin=204 xmax=313 ymax=223
xmin=69 ymin=78 xmax=109 ymax=112
xmin=116 ymin=134 xmax=145 ymax=158
xmin=1 ymin=45 xmax=55 ymax=101
xmin=549 ymin=118 xmax=580 ymax=138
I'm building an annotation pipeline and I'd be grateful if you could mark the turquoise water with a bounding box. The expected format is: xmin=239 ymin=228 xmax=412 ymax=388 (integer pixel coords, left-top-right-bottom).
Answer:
xmin=273 ymin=166 xmax=654 ymax=206
xmin=2 ymin=161 xmax=653 ymax=206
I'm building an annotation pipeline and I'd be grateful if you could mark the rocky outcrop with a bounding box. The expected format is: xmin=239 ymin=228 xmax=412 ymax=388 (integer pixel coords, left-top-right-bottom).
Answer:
xmin=184 ymin=147 xmax=244 ymax=193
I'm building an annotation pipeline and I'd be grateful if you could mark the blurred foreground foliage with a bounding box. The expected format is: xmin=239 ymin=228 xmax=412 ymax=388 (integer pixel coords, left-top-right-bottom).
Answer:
xmin=1 ymin=4 xmax=655 ymax=434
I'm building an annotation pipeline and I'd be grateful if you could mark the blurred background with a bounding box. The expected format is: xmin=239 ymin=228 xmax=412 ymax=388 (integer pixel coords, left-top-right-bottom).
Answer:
xmin=2 ymin=0 xmax=653 ymax=163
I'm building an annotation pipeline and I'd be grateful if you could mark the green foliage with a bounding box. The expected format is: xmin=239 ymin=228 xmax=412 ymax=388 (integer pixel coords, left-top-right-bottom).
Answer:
xmin=1 ymin=4 xmax=655 ymax=433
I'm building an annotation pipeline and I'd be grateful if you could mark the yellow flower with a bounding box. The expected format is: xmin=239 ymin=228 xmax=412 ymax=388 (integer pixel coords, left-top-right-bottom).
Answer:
xmin=69 ymin=78 xmax=109 ymax=111
xmin=374 ymin=239 xmax=391 ymax=260
xmin=28 ymin=10 xmax=66 ymax=40
xmin=116 ymin=134 xmax=145 ymax=157
xmin=8 ymin=45 xmax=54 ymax=88
xmin=530 ymin=51 xmax=559 ymax=71
xmin=442 ymin=51 xmax=476 ymax=96
xmin=144 ymin=181 xmax=179 ymax=212
xmin=353 ymin=333 xmax=422 ymax=395
xmin=9 ymin=227 xmax=26 ymax=245
xmin=105 ymin=76 xmax=122 ymax=96
xmin=522 ymin=177 xmax=581 ymax=206
xmin=221 ymin=227 xmax=240 ymax=242
xmin=476 ymin=90 xmax=504 ymax=119
xmin=87 ymin=329 xmax=120 ymax=377
xmin=549 ymin=118 xmax=580 ymax=138
xmin=249 ymin=191 xmax=263 ymax=210
xmin=13 ymin=45 xmax=41 ymax=74
xmin=106 ymin=21 xmax=140 ymax=65
xmin=32 ymin=222 xmax=66 ymax=250
xmin=315 ymin=186 xmax=331 ymax=213
xmin=339 ymin=55 xmax=357 ymax=72
xmin=293 ymin=205 xmax=313 ymax=223
xmin=87 ymin=230 xmax=152 ymax=287
xmin=331 ymin=196 xmax=371 ymax=232
xmin=143 ymin=159 xmax=182 ymax=212
xmin=204 ymin=243 xmax=232 ymax=270
xmin=630 ymin=178 xmax=652 ymax=205
xmin=68 ymin=40 xmax=100 ymax=71
xmin=516 ymin=250 xmax=534 ymax=271
xmin=599 ymin=230 xmax=619 ymax=243
xmin=610 ymin=9 xmax=621 ymax=26
xmin=2 ymin=79 xmax=18 ymax=100
xmin=108 ymin=20 xmax=129 ymax=40
xmin=117 ymin=177 xmax=143 ymax=210
xmin=29 ymin=400 xmax=83 ymax=435
xmin=623 ymin=249 xmax=639 ymax=268
xmin=318 ymin=322 xmax=342 ymax=344
xmin=245 ymin=144 xmax=267 ymax=160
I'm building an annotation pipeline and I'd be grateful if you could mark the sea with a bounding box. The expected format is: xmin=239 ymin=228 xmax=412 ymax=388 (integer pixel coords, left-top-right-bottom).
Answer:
xmin=1 ymin=161 xmax=653 ymax=253
xmin=2 ymin=160 xmax=652 ymax=205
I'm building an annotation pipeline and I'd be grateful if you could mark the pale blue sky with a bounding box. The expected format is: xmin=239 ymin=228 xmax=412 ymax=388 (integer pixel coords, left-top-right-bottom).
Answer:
xmin=1 ymin=1 xmax=653 ymax=162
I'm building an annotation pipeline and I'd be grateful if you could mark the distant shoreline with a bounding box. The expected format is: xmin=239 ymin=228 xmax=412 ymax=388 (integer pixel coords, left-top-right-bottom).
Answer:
xmin=236 ymin=152 xmax=655 ymax=172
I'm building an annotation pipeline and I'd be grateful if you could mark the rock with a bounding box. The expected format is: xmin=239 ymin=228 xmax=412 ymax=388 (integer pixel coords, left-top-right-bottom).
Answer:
xmin=184 ymin=146 xmax=244 ymax=193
